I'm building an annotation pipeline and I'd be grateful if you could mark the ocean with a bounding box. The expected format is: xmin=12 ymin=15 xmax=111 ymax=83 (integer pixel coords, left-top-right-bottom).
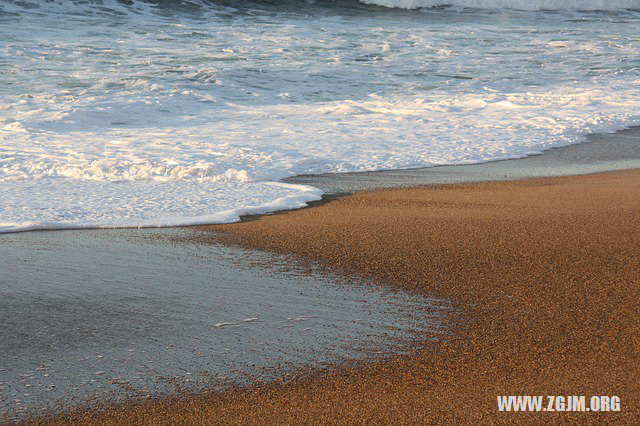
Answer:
xmin=1 ymin=0 xmax=639 ymax=232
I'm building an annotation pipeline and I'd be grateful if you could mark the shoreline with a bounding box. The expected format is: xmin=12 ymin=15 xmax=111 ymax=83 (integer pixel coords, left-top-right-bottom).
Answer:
xmin=40 ymin=167 xmax=640 ymax=423
xmin=3 ymin=126 xmax=640 ymax=235
xmin=284 ymin=126 xmax=640 ymax=195
xmin=1 ymin=227 xmax=447 ymax=423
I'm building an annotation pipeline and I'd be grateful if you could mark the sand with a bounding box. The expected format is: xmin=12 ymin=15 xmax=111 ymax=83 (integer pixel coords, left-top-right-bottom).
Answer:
xmin=39 ymin=169 xmax=639 ymax=424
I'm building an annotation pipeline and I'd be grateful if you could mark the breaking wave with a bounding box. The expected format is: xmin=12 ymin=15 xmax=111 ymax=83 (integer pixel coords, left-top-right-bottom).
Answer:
xmin=359 ymin=0 xmax=640 ymax=11
xmin=2 ymin=0 xmax=639 ymax=14
xmin=1 ymin=0 xmax=639 ymax=232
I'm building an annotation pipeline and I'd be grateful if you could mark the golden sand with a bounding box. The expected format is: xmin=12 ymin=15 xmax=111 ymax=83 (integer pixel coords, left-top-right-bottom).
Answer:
xmin=41 ymin=169 xmax=640 ymax=424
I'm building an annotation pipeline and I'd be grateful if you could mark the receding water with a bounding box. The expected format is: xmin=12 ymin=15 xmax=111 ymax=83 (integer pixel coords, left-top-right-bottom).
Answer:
xmin=0 ymin=228 xmax=446 ymax=419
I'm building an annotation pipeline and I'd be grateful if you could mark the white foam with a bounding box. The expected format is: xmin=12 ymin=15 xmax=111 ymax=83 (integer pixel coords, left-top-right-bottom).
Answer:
xmin=0 ymin=180 xmax=322 ymax=233
xmin=1 ymin=1 xmax=639 ymax=233
xmin=360 ymin=0 xmax=640 ymax=11
xmin=3 ymin=85 xmax=639 ymax=233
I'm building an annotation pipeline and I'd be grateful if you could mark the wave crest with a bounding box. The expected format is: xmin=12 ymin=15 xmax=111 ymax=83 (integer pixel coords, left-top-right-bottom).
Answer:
xmin=359 ymin=0 xmax=640 ymax=11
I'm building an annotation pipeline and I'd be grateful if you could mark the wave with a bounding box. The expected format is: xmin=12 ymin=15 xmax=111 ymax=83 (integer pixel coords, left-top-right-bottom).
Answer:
xmin=359 ymin=0 xmax=640 ymax=11
xmin=2 ymin=0 xmax=639 ymax=15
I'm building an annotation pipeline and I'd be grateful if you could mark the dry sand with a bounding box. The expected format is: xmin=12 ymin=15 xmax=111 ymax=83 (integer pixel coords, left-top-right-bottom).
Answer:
xmin=41 ymin=169 xmax=639 ymax=424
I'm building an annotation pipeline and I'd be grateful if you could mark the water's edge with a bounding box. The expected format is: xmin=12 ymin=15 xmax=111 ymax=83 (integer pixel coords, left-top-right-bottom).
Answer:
xmin=283 ymin=126 xmax=640 ymax=196
xmin=0 ymin=228 xmax=448 ymax=420
xmin=3 ymin=127 xmax=639 ymax=234
xmin=229 ymin=126 xmax=640 ymax=223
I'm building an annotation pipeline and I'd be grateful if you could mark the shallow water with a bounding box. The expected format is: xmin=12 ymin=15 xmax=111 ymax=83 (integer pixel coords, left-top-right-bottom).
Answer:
xmin=1 ymin=0 xmax=639 ymax=231
xmin=287 ymin=126 xmax=640 ymax=193
xmin=0 ymin=228 xmax=445 ymax=419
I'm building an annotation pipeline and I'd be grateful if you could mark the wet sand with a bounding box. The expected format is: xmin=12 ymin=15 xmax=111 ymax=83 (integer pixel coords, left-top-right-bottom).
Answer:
xmin=0 ymin=229 xmax=444 ymax=421
xmin=42 ymin=168 xmax=640 ymax=424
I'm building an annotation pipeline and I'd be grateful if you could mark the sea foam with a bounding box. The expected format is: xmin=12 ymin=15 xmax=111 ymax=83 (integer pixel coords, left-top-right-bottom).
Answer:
xmin=1 ymin=0 xmax=639 ymax=232
xmin=359 ymin=0 xmax=640 ymax=11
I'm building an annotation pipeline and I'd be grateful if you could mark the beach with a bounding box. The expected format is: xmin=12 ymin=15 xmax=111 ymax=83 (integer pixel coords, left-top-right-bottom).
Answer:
xmin=3 ymin=1 xmax=640 ymax=423
xmin=37 ymin=167 xmax=639 ymax=424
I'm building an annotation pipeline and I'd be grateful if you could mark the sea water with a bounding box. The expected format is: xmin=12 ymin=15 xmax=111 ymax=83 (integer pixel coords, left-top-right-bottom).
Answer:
xmin=1 ymin=0 xmax=639 ymax=231
xmin=0 ymin=228 xmax=445 ymax=418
